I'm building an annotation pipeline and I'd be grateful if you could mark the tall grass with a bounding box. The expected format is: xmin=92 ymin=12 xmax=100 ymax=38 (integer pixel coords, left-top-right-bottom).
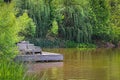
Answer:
xmin=0 ymin=58 xmax=45 ymax=80
xmin=0 ymin=60 xmax=29 ymax=80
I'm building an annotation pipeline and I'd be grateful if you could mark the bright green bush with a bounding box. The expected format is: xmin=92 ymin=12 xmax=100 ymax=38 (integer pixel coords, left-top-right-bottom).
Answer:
xmin=0 ymin=3 xmax=21 ymax=59
xmin=0 ymin=2 xmax=39 ymax=80
xmin=0 ymin=1 xmax=35 ymax=59
xmin=51 ymin=19 xmax=58 ymax=36
xmin=18 ymin=13 xmax=36 ymax=38
xmin=16 ymin=0 xmax=51 ymax=38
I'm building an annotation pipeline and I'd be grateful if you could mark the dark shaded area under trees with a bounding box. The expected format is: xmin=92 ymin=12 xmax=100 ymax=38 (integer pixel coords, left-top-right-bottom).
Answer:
xmin=4 ymin=0 xmax=11 ymax=3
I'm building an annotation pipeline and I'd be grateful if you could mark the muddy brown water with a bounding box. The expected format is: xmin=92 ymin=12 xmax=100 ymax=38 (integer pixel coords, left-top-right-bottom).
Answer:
xmin=27 ymin=48 xmax=120 ymax=80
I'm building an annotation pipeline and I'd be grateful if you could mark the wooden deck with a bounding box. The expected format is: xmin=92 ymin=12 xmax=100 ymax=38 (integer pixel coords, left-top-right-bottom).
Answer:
xmin=14 ymin=52 xmax=63 ymax=62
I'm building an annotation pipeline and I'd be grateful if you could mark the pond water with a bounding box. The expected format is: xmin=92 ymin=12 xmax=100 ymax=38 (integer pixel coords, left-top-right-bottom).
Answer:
xmin=28 ymin=48 xmax=120 ymax=80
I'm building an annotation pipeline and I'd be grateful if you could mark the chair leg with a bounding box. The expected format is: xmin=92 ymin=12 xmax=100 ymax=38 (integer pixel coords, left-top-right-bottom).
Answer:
xmin=40 ymin=51 xmax=42 ymax=54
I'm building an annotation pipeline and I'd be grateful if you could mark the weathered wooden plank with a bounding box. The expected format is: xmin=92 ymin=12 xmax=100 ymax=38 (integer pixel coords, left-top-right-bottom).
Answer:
xmin=14 ymin=52 xmax=63 ymax=62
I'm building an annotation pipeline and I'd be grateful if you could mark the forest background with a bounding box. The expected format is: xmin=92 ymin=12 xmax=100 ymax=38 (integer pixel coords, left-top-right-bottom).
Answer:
xmin=16 ymin=0 xmax=120 ymax=48
xmin=0 ymin=0 xmax=120 ymax=79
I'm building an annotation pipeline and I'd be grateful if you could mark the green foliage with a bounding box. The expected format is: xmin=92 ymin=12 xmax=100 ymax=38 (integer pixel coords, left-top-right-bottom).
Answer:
xmin=16 ymin=0 xmax=120 ymax=47
xmin=65 ymin=40 xmax=96 ymax=48
xmin=58 ymin=0 xmax=93 ymax=43
xmin=90 ymin=0 xmax=111 ymax=41
xmin=0 ymin=59 xmax=44 ymax=80
xmin=0 ymin=61 xmax=24 ymax=80
xmin=0 ymin=0 xmax=3 ymax=3
xmin=0 ymin=2 xmax=42 ymax=80
xmin=51 ymin=19 xmax=58 ymax=35
xmin=16 ymin=0 xmax=51 ymax=38
xmin=109 ymin=0 xmax=120 ymax=27
xmin=28 ymin=38 xmax=96 ymax=48
xmin=0 ymin=3 xmax=20 ymax=59
xmin=109 ymin=25 xmax=120 ymax=44
xmin=65 ymin=41 xmax=78 ymax=48
xmin=108 ymin=0 xmax=120 ymax=44
xmin=16 ymin=0 xmax=93 ymax=43
xmin=0 ymin=1 xmax=34 ymax=58
xmin=28 ymin=38 xmax=61 ymax=48
xmin=77 ymin=43 xmax=96 ymax=48
xmin=18 ymin=13 xmax=36 ymax=38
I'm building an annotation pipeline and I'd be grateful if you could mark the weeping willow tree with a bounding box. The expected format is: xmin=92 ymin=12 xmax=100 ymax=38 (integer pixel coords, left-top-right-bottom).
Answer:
xmin=16 ymin=0 xmax=51 ymax=38
xmin=16 ymin=0 xmax=120 ymax=44
xmin=58 ymin=0 xmax=93 ymax=43
xmin=90 ymin=0 xmax=111 ymax=41
xmin=16 ymin=0 xmax=93 ymax=43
